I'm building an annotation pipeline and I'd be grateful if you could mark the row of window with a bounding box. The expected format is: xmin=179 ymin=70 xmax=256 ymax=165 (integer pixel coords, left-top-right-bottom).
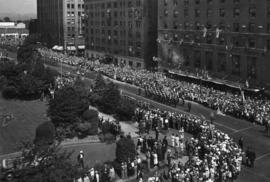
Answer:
xmin=165 ymin=0 xmax=259 ymax=6
xmin=87 ymin=20 xmax=142 ymax=29
xmin=182 ymin=50 xmax=257 ymax=78
xmin=87 ymin=9 xmax=142 ymax=19
xmin=162 ymin=22 xmax=270 ymax=33
xmin=162 ymin=33 xmax=270 ymax=49
xmin=164 ymin=7 xmax=262 ymax=18
xmin=86 ymin=29 xmax=142 ymax=39
xmin=87 ymin=38 xmax=142 ymax=48
xmin=85 ymin=0 xmax=141 ymax=10
xmin=87 ymin=46 xmax=142 ymax=58
xmin=67 ymin=3 xmax=84 ymax=9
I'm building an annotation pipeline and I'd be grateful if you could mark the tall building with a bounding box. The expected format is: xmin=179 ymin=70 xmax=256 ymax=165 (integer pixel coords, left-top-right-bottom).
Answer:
xmin=84 ymin=0 xmax=157 ymax=69
xmin=158 ymin=0 xmax=270 ymax=84
xmin=37 ymin=0 xmax=85 ymax=53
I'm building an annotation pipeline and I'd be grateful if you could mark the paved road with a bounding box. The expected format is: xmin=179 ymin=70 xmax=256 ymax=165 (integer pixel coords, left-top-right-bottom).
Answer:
xmin=2 ymin=49 xmax=270 ymax=182
xmin=48 ymin=63 xmax=270 ymax=182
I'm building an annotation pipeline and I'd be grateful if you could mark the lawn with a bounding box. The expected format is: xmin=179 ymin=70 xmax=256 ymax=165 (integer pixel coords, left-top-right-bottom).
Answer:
xmin=63 ymin=143 xmax=116 ymax=168
xmin=0 ymin=95 xmax=48 ymax=155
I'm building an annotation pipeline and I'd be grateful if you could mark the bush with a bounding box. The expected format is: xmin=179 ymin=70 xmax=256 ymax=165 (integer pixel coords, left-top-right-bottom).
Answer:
xmin=0 ymin=76 xmax=8 ymax=90
xmin=76 ymin=122 xmax=92 ymax=139
xmin=34 ymin=121 xmax=55 ymax=147
xmin=99 ymin=133 xmax=116 ymax=143
xmin=82 ymin=109 xmax=99 ymax=135
xmin=2 ymin=86 xmax=17 ymax=99
xmin=116 ymin=99 xmax=136 ymax=121
xmin=116 ymin=136 xmax=136 ymax=163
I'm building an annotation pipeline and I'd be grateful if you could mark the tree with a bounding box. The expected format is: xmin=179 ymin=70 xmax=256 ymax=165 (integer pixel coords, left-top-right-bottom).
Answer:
xmin=116 ymin=136 xmax=136 ymax=163
xmin=94 ymin=72 xmax=106 ymax=92
xmin=16 ymin=141 xmax=79 ymax=182
xmin=34 ymin=121 xmax=56 ymax=148
xmin=82 ymin=109 xmax=99 ymax=135
xmin=3 ymin=16 xmax=11 ymax=22
xmin=16 ymin=74 xmax=44 ymax=100
xmin=116 ymin=99 xmax=136 ymax=121
xmin=99 ymin=82 xmax=121 ymax=114
xmin=48 ymin=86 xmax=89 ymax=125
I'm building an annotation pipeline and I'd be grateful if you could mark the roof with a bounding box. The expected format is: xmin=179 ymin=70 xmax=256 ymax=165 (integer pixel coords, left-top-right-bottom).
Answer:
xmin=0 ymin=28 xmax=29 ymax=35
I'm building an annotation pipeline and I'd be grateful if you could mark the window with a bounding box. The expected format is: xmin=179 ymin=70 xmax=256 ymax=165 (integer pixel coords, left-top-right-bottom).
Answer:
xmin=218 ymin=53 xmax=226 ymax=71
xmin=233 ymin=23 xmax=240 ymax=32
xmin=232 ymin=55 xmax=241 ymax=75
xmin=184 ymin=9 xmax=189 ymax=17
xmin=219 ymin=8 xmax=225 ymax=17
xmin=248 ymin=38 xmax=256 ymax=48
xmin=267 ymin=40 xmax=270 ymax=50
xmin=233 ymin=8 xmax=240 ymax=17
xmin=195 ymin=9 xmax=200 ymax=17
xmin=207 ymin=9 xmax=213 ymax=17
xmin=206 ymin=52 xmax=213 ymax=70
xmin=249 ymin=23 xmax=256 ymax=32
xmin=194 ymin=51 xmax=201 ymax=68
xmin=249 ymin=7 xmax=256 ymax=17
xmin=247 ymin=56 xmax=257 ymax=79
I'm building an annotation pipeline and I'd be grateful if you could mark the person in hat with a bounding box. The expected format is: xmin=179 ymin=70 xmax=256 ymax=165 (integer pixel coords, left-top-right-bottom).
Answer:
xmin=77 ymin=150 xmax=84 ymax=168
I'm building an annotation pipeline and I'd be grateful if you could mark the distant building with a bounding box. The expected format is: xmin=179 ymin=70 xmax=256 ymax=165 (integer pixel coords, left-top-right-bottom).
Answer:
xmin=37 ymin=0 xmax=85 ymax=54
xmin=158 ymin=0 xmax=270 ymax=84
xmin=84 ymin=0 xmax=158 ymax=69
xmin=0 ymin=22 xmax=28 ymax=38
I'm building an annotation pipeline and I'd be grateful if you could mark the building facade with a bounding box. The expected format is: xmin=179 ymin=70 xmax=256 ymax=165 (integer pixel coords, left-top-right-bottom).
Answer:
xmin=158 ymin=0 xmax=270 ymax=83
xmin=37 ymin=0 xmax=85 ymax=53
xmin=84 ymin=0 xmax=157 ymax=69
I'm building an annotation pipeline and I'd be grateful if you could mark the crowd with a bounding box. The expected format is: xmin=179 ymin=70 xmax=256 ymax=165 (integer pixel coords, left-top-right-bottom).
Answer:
xmin=38 ymin=48 xmax=84 ymax=66
xmin=37 ymin=48 xmax=270 ymax=126
xmin=134 ymin=105 xmax=243 ymax=182
xmin=0 ymin=37 xmax=25 ymax=51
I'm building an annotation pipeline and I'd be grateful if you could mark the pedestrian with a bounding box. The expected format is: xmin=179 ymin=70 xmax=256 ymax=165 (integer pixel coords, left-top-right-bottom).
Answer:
xmin=238 ymin=136 xmax=244 ymax=150
xmin=187 ymin=102 xmax=191 ymax=112
xmin=249 ymin=149 xmax=256 ymax=168
xmin=171 ymin=133 xmax=175 ymax=148
xmin=77 ymin=150 xmax=84 ymax=168
xmin=155 ymin=127 xmax=159 ymax=141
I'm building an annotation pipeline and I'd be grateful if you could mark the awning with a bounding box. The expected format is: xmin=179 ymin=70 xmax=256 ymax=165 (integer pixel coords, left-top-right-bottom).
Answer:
xmin=57 ymin=46 xmax=63 ymax=51
xmin=52 ymin=45 xmax=58 ymax=50
xmin=67 ymin=46 xmax=76 ymax=51
xmin=78 ymin=45 xmax=85 ymax=49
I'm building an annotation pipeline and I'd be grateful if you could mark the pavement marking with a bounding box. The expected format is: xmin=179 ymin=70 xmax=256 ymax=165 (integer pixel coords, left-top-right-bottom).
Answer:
xmin=213 ymin=122 xmax=238 ymax=132
xmin=256 ymin=152 xmax=270 ymax=161
xmin=231 ymin=125 xmax=257 ymax=135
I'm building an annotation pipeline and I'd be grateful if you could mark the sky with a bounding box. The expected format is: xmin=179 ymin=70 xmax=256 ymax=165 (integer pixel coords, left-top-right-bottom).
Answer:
xmin=0 ymin=0 xmax=36 ymax=14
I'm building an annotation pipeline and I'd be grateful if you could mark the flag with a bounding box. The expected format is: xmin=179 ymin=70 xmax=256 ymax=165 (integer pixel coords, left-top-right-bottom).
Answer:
xmin=203 ymin=27 xmax=207 ymax=38
xmin=216 ymin=28 xmax=221 ymax=38
xmin=245 ymin=80 xmax=249 ymax=88
xmin=240 ymin=86 xmax=246 ymax=103
xmin=217 ymin=107 xmax=225 ymax=116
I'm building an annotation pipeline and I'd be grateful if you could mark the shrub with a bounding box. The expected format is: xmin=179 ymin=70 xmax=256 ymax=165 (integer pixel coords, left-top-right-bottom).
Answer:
xmin=103 ymin=133 xmax=115 ymax=142
xmin=116 ymin=136 xmax=136 ymax=163
xmin=116 ymin=99 xmax=136 ymax=121
xmin=34 ymin=121 xmax=55 ymax=147
xmin=76 ymin=122 xmax=92 ymax=139
xmin=0 ymin=76 xmax=8 ymax=90
xmin=82 ymin=109 xmax=99 ymax=135
xmin=2 ymin=86 xmax=17 ymax=99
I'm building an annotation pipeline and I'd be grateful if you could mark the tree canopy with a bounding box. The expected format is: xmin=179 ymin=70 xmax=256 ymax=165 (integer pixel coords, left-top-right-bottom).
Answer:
xmin=48 ymin=86 xmax=89 ymax=125
xmin=116 ymin=136 xmax=136 ymax=163
xmin=16 ymin=141 xmax=79 ymax=182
